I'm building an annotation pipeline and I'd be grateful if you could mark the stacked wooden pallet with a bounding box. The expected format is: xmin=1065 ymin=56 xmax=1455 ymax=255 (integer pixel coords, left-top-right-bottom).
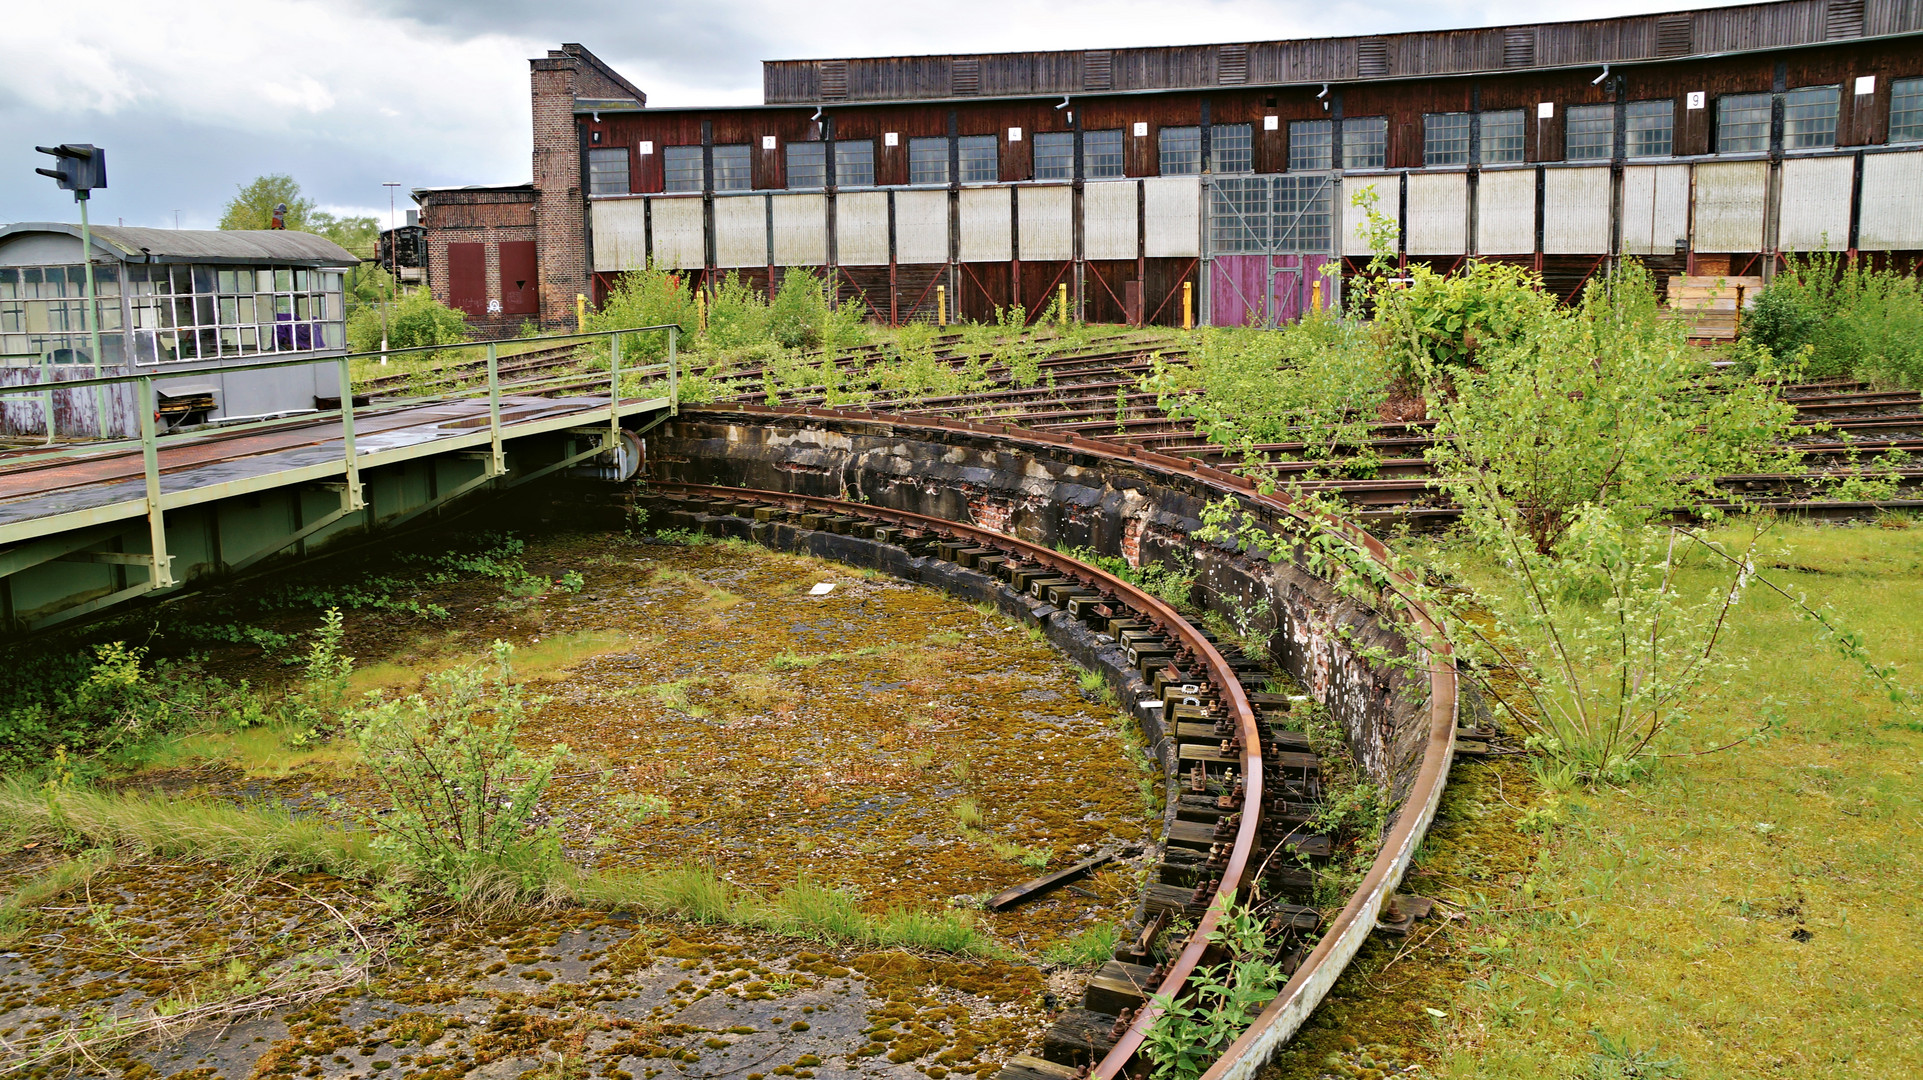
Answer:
xmin=1667 ymin=275 xmax=1765 ymax=340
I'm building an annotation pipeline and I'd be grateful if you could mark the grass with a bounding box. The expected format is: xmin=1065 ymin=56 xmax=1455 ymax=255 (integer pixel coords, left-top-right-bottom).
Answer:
xmin=132 ymin=723 xmax=359 ymax=777
xmin=0 ymin=779 xmax=1003 ymax=957
xmin=1414 ymin=518 xmax=1923 ymax=1079
xmin=1041 ymin=922 xmax=1121 ymax=967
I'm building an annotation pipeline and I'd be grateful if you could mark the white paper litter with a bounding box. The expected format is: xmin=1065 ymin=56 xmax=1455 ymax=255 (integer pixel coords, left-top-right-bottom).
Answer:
xmin=810 ymin=582 xmax=836 ymax=595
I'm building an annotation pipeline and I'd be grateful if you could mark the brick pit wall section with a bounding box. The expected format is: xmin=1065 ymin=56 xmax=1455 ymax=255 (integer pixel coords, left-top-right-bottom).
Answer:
xmin=418 ymin=187 xmax=537 ymax=339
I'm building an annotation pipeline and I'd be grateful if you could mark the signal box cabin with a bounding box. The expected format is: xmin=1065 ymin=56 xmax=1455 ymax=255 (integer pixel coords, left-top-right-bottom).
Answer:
xmin=443 ymin=0 xmax=1923 ymax=331
xmin=0 ymin=224 xmax=356 ymax=440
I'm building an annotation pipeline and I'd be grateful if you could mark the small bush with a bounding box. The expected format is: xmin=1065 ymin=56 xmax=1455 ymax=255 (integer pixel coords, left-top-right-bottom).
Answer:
xmin=584 ymin=265 xmax=699 ymax=364
xmin=347 ymin=289 xmax=469 ymax=354
xmin=1743 ymin=252 xmax=1923 ymax=386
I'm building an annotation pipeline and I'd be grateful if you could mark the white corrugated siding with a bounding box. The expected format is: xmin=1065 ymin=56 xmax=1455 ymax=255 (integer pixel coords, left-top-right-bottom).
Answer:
xmin=1692 ymin=160 xmax=1768 ymax=252
xmin=1475 ymin=169 xmax=1535 ymax=255
xmin=1018 ymin=185 xmax=1073 ymax=262
xmin=771 ymin=194 xmax=826 ymax=266
xmin=894 ymin=189 xmax=950 ymax=264
xmin=834 ymin=191 xmax=890 ymax=266
xmin=1542 ymin=167 xmax=1611 ymax=254
xmin=1621 ymin=165 xmax=1691 ymax=256
xmin=1857 ymin=150 xmax=1923 ymax=251
xmin=1778 ymin=156 xmax=1854 ymax=253
xmin=1342 ymin=178 xmax=1395 ymax=257
xmin=590 ymin=199 xmax=647 ymax=272
xmin=647 ymin=197 xmax=705 ymax=270
xmin=959 ymin=187 xmax=1012 ymax=262
xmin=1143 ymin=176 xmax=1200 ymax=257
xmin=1405 ymin=172 xmax=1467 ymax=255
xmin=713 ymin=195 xmax=766 ymax=269
xmin=1084 ymin=180 xmax=1138 ymax=261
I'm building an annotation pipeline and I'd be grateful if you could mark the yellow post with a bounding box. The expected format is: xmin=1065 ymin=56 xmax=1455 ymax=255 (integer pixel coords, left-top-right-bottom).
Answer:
xmin=1057 ymin=282 xmax=1069 ymax=326
xmin=1311 ymin=278 xmax=1323 ymax=313
xmin=1182 ymin=281 xmax=1193 ymax=330
xmin=575 ymin=293 xmax=586 ymax=333
xmin=697 ymin=289 xmax=708 ymax=333
xmin=936 ymin=285 xmax=947 ymax=327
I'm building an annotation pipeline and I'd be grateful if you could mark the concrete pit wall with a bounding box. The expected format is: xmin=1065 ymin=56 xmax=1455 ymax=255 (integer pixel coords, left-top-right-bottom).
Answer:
xmin=648 ymin=410 xmax=1436 ymax=807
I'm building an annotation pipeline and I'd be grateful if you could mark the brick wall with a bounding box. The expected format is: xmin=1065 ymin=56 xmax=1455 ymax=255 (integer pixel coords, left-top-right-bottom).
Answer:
xmin=530 ymin=45 xmax=647 ymax=327
xmin=417 ymin=187 xmax=538 ymax=338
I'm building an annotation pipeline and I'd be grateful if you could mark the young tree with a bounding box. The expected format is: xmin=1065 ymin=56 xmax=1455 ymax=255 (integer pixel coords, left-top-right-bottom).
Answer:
xmin=219 ymin=174 xmax=379 ymax=256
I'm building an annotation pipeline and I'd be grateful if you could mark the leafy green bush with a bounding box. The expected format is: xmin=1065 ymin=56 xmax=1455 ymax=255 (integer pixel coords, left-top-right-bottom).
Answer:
xmin=1742 ymin=253 xmax=1923 ymax=386
xmin=584 ymin=265 xmax=699 ymax=365
xmin=347 ymin=288 xmax=469 ymax=354
xmin=0 ymin=644 xmax=267 ymax=770
xmin=1373 ymin=259 xmax=1560 ymax=381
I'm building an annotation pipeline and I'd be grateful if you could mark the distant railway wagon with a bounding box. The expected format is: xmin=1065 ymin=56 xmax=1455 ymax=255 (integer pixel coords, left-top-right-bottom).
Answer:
xmin=416 ymin=0 xmax=1923 ymax=333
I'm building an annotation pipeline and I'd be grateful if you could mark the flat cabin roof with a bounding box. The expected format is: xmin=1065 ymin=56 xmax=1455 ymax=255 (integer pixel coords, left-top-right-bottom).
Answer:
xmin=0 ymin=224 xmax=357 ymax=267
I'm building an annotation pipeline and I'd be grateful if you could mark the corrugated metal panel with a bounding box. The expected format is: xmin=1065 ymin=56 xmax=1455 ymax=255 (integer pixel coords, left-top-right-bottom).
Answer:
xmin=1778 ymin=155 xmax=1855 ymax=251
xmin=1405 ymin=172 xmax=1468 ymax=255
xmin=1084 ymin=180 xmax=1139 ymax=260
xmin=1341 ymin=177 xmax=1396 ymax=256
xmin=591 ymin=200 xmax=646 ymax=271
xmin=959 ymin=187 xmax=1012 ymax=262
xmin=713 ymin=195 xmax=767 ymax=269
xmin=1018 ymin=185 xmax=1074 ymax=261
xmin=1858 ymin=150 xmax=1923 ymax=250
xmin=1144 ymin=176 xmax=1201 ymax=257
xmin=1621 ymin=165 xmax=1692 ymax=255
xmin=895 ymin=189 xmax=951 ymax=264
xmin=648 ymin=197 xmax=706 ymax=270
xmin=1543 ymin=167 xmax=1611 ymax=253
xmin=835 ymin=191 xmax=891 ymax=266
xmin=1693 ymin=160 xmax=1769 ymax=251
xmin=771 ymin=193 xmax=827 ymax=265
xmin=1476 ymin=168 xmax=1536 ymax=255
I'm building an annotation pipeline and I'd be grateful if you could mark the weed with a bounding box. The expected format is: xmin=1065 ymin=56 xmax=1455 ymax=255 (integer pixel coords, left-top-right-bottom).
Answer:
xmin=1041 ymin=922 xmax=1120 ymax=966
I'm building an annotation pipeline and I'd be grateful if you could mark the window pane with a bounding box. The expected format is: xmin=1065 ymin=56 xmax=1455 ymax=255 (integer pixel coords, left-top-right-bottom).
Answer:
xmin=1210 ymin=177 xmax=1268 ymax=253
xmin=1424 ymin=112 xmax=1470 ymax=165
xmin=835 ymin=140 xmax=874 ymax=187
xmin=1566 ymin=104 xmax=1614 ymax=161
xmin=713 ymin=145 xmax=751 ymax=191
xmin=1479 ymin=110 xmax=1525 ymax=163
xmin=1159 ymin=126 xmax=1200 ymax=175
xmin=1084 ymin=130 xmax=1124 ymax=179
xmin=1342 ymin=117 xmax=1386 ymax=169
xmin=787 ymin=142 xmax=826 ymax=189
xmin=588 ymin=147 xmax=630 ymax=195
xmin=909 ymin=137 xmax=949 ymax=185
xmin=1784 ymin=85 xmax=1839 ymax=149
xmin=1034 ymin=131 xmax=1075 ymax=179
xmin=1274 ymin=174 xmax=1333 ymax=252
xmin=1894 ymin=78 xmax=1923 ymax=142
xmin=663 ymin=146 xmax=703 ymax=192
xmin=1625 ymin=100 xmax=1673 ymax=158
xmin=958 ymin=134 xmax=998 ymax=183
xmin=1289 ymin=120 xmax=1332 ymax=171
xmin=1717 ymin=93 xmax=1772 ymax=154
xmin=1212 ymin=123 xmax=1253 ymax=173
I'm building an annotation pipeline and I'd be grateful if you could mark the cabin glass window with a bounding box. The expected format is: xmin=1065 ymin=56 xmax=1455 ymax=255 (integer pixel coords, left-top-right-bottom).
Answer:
xmin=958 ymin=134 xmax=999 ymax=183
xmin=712 ymin=145 xmax=751 ymax=191
xmin=1893 ymin=78 xmax=1923 ymax=142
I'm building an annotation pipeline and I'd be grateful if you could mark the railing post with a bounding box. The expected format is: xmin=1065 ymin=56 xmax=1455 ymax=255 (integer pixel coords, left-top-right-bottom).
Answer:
xmin=608 ymin=330 xmax=622 ymax=451
xmin=138 ymin=375 xmax=174 ymax=588
xmin=338 ymin=356 xmax=364 ymax=511
xmin=39 ymin=350 xmax=54 ymax=446
xmin=667 ymin=326 xmax=679 ymax=414
xmin=487 ymin=342 xmax=504 ymax=476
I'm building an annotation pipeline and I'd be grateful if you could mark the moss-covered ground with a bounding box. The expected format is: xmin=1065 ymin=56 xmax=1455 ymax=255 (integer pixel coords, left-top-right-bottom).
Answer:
xmin=0 ymin=530 xmax=1163 ymax=1078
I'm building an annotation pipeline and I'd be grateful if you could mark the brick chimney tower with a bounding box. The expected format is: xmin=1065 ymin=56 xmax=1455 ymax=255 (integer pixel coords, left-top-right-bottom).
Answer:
xmin=529 ymin=44 xmax=645 ymax=327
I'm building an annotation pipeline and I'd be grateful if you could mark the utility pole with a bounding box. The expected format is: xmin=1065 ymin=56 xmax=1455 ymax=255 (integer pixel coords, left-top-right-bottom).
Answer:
xmin=381 ymin=181 xmax=400 ymax=364
xmin=35 ymin=143 xmax=109 ymax=438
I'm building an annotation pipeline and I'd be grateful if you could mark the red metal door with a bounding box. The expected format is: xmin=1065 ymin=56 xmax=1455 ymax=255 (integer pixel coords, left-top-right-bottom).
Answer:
xmin=447 ymin=243 xmax=486 ymax=316
xmin=499 ymin=241 xmax=539 ymax=315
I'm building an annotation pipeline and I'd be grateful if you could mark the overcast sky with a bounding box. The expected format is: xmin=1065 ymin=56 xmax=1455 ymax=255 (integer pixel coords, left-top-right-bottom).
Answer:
xmin=1 ymin=0 xmax=1751 ymax=231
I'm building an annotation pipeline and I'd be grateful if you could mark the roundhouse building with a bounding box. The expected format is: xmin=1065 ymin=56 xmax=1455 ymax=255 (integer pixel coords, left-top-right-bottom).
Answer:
xmin=420 ymin=0 xmax=1923 ymax=330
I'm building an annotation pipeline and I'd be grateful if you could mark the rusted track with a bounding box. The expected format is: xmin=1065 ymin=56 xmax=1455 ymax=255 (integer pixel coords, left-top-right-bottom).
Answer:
xmin=670 ymin=404 xmax=1459 ymax=1080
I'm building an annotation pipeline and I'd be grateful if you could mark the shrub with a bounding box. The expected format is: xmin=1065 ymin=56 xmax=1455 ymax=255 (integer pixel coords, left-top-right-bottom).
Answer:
xmin=1743 ymin=252 xmax=1923 ymax=386
xmin=1373 ymin=259 xmax=1560 ymax=382
xmin=707 ymin=272 xmax=773 ymax=348
xmin=583 ymin=265 xmax=699 ymax=365
xmin=346 ymin=289 xmax=469 ymax=354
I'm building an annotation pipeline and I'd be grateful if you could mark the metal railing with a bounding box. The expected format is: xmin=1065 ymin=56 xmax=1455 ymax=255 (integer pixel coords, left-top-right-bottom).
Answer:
xmin=0 ymin=324 xmax=680 ymax=588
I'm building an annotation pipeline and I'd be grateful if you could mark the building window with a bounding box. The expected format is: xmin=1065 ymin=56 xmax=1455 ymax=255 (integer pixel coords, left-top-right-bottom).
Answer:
xmin=1625 ymin=100 xmax=1674 ymax=158
xmin=1566 ymin=104 xmax=1614 ymax=161
xmin=786 ymin=142 xmax=826 ymax=189
xmin=1894 ymin=78 xmax=1923 ymax=142
xmin=1480 ymin=110 xmax=1525 ymax=163
xmin=1084 ymin=129 xmax=1124 ymax=178
xmin=663 ymin=146 xmax=703 ymax=192
xmin=713 ymin=144 xmax=751 ymax=191
xmin=1288 ymin=120 xmax=1332 ymax=171
xmin=97 ymin=263 xmax=344 ymax=364
xmin=1159 ymin=126 xmax=1200 ymax=175
xmin=588 ymin=148 xmax=630 ymax=195
xmin=1424 ymin=112 xmax=1470 ymax=165
xmin=1342 ymin=117 xmax=1387 ymax=169
xmin=1212 ymin=123 xmax=1253 ymax=173
xmin=958 ymin=134 xmax=998 ymax=183
xmin=1784 ymin=85 xmax=1840 ymax=149
xmin=909 ymin=137 xmax=949 ymax=185
xmin=835 ymin=140 xmax=875 ymax=187
xmin=1717 ymin=93 xmax=1772 ymax=154
xmin=1034 ymin=131 xmax=1075 ymax=179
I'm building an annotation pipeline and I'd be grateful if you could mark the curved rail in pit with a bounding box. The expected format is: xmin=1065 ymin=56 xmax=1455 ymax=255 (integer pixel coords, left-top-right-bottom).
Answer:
xmin=655 ymin=404 xmax=1459 ymax=1080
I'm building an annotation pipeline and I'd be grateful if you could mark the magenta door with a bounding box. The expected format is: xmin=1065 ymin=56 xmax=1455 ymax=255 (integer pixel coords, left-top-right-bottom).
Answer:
xmin=1208 ymin=254 xmax=1331 ymax=327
